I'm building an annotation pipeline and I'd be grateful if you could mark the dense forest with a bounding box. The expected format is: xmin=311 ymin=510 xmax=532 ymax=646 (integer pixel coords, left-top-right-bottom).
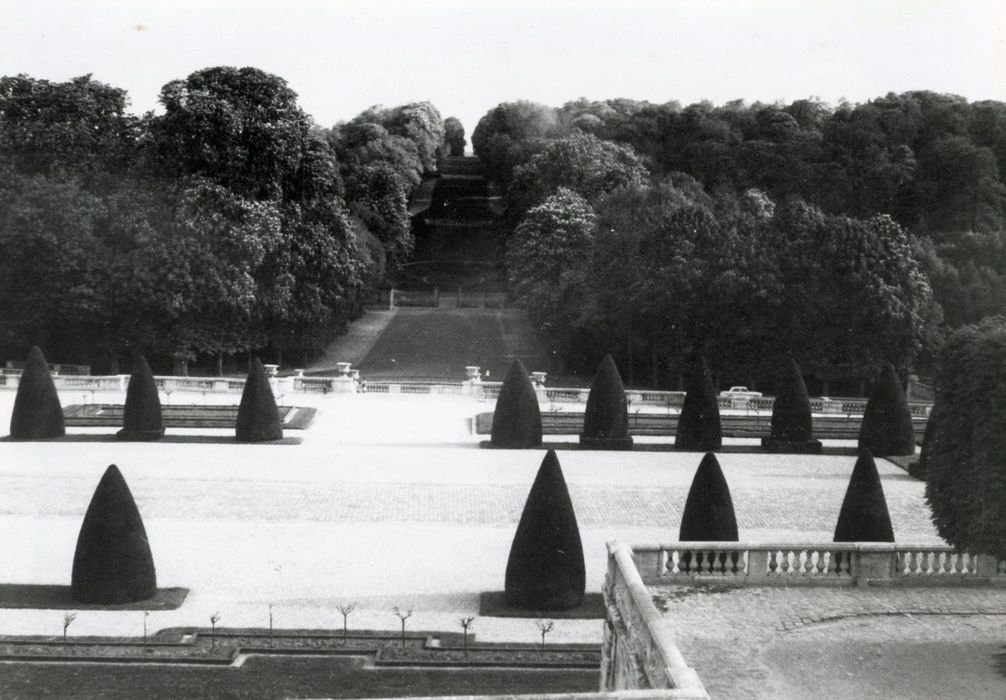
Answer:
xmin=474 ymin=94 xmax=1006 ymax=389
xmin=3 ymin=69 xmax=1005 ymax=388
xmin=0 ymin=69 xmax=461 ymax=373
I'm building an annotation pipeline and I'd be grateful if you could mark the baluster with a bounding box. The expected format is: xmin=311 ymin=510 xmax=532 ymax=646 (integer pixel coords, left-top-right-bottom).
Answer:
xmin=768 ymin=550 xmax=779 ymax=574
xmin=905 ymin=551 xmax=918 ymax=575
xmin=812 ymin=550 xmax=825 ymax=575
xmin=730 ymin=550 xmax=741 ymax=575
xmin=679 ymin=550 xmax=692 ymax=574
xmin=950 ymin=552 xmax=963 ymax=575
xmin=833 ymin=550 xmax=845 ymax=576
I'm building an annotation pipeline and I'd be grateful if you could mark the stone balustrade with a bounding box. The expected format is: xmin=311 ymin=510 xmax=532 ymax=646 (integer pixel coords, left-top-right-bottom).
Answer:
xmin=601 ymin=541 xmax=709 ymax=696
xmin=630 ymin=542 xmax=1006 ymax=587
xmin=0 ymin=367 xmax=936 ymax=423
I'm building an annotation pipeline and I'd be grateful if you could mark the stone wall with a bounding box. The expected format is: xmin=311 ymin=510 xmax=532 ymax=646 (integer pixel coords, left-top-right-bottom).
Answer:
xmin=600 ymin=542 xmax=709 ymax=698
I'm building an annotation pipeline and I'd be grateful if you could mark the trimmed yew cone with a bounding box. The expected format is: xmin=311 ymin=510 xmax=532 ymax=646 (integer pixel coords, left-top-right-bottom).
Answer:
xmin=490 ymin=359 xmax=542 ymax=448
xmin=762 ymin=356 xmax=821 ymax=453
xmin=580 ymin=354 xmax=632 ymax=450
xmin=10 ymin=346 xmax=65 ymax=439
xmin=675 ymin=355 xmax=721 ymax=451
xmin=859 ymin=363 xmax=916 ymax=457
xmin=117 ymin=355 xmax=164 ymax=441
xmin=236 ymin=358 xmax=283 ymax=442
xmin=71 ymin=465 xmax=157 ymax=604
xmin=505 ymin=450 xmax=586 ymax=610
xmin=834 ymin=449 xmax=895 ymax=542
xmin=679 ymin=452 xmax=739 ymax=541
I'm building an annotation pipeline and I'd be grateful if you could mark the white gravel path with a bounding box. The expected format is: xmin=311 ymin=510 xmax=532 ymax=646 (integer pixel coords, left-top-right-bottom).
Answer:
xmin=0 ymin=387 xmax=939 ymax=646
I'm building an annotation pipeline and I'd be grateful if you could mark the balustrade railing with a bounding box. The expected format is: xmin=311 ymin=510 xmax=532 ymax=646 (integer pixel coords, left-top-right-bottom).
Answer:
xmin=0 ymin=367 xmax=937 ymax=420
xmin=631 ymin=542 xmax=1006 ymax=587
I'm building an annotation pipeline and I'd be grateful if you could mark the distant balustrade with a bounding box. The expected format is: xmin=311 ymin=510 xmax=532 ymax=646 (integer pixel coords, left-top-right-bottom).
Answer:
xmin=629 ymin=542 xmax=1006 ymax=587
xmin=0 ymin=365 xmax=937 ymax=423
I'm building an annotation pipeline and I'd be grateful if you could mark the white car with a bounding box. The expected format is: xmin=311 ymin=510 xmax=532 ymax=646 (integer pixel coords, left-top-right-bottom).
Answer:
xmin=719 ymin=386 xmax=763 ymax=399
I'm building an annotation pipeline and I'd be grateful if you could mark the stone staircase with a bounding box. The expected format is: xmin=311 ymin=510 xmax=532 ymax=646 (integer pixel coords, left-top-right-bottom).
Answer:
xmin=410 ymin=156 xmax=503 ymax=266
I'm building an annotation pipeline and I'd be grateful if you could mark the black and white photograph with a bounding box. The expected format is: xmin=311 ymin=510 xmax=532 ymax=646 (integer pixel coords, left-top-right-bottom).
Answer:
xmin=0 ymin=1 xmax=1004 ymax=698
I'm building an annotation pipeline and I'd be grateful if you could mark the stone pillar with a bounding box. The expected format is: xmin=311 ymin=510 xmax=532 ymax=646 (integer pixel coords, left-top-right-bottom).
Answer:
xmin=332 ymin=376 xmax=356 ymax=393
xmin=633 ymin=549 xmax=662 ymax=583
xmin=856 ymin=545 xmax=896 ymax=585
xmin=747 ymin=549 xmax=770 ymax=581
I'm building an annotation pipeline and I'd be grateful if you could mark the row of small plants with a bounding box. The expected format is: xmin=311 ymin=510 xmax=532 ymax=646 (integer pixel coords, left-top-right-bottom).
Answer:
xmin=7 ymin=611 xmax=582 ymax=664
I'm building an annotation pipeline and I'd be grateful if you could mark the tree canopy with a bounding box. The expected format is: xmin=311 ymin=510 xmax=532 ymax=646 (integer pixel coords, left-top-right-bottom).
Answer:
xmin=0 ymin=70 xmax=445 ymax=370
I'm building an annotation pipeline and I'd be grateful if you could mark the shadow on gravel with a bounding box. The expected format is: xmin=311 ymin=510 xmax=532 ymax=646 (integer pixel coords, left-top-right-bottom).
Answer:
xmin=0 ymin=585 xmax=188 ymax=610
xmin=0 ymin=435 xmax=302 ymax=445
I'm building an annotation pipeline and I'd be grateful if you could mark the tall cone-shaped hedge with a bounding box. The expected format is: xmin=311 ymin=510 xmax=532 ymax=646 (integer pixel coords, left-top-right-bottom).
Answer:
xmin=71 ymin=465 xmax=157 ymax=604
xmin=505 ymin=450 xmax=585 ymax=610
xmin=762 ymin=356 xmax=821 ymax=453
xmin=925 ymin=319 xmax=1006 ymax=557
xmin=117 ymin=356 xmax=164 ymax=441
xmin=580 ymin=354 xmax=632 ymax=450
xmin=910 ymin=401 xmax=941 ymax=480
xmin=679 ymin=452 xmax=738 ymax=541
xmin=236 ymin=358 xmax=283 ymax=442
xmin=859 ymin=363 xmax=915 ymax=457
xmin=490 ymin=359 xmax=542 ymax=448
xmin=10 ymin=346 xmax=65 ymax=439
xmin=834 ymin=449 xmax=895 ymax=542
xmin=675 ymin=355 xmax=721 ymax=451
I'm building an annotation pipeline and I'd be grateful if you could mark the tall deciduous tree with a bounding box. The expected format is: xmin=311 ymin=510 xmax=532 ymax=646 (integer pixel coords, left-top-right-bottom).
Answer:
xmin=0 ymin=74 xmax=138 ymax=187
xmin=443 ymin=117 xmax=466 ymax=156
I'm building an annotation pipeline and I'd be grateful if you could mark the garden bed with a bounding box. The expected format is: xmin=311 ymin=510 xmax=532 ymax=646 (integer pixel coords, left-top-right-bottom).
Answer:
xmin=0 ymin=628 xmax=600 ymax=668
xmin=63 ymin=404 xmax=316 ymax=430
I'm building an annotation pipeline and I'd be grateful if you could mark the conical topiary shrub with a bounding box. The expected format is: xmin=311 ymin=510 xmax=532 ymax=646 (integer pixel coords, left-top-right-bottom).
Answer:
xmin=9 ymin=346 xmax=65 ymax=439
xmin=71 ymin=465 xmax=157 ymax=604
xmin=909 ymin=402 xmax=941 ymax=481
xmin=833 ymin=449 xmax=895 ymax=542
xmin=490 ymin=359 xmax=542 ymax=448
xmin=505 ymin=450 xmax=585 ymax=610
xmin=679 ymin=452 xmax=739 ymax=541
xmin=236 ymin=358 xmax=283 ymax=442
xmin=117 ymin=356 xmax=164 ymax=441
xmin=762 ymin=356 xmax=821 ymax=453
xmin=675 ymin=355 xmax=721 ymax=451
xmin=858 ymin=363 xmax=916 ymax=457
xmin=580 ymin=354 xmax=632 ymax=450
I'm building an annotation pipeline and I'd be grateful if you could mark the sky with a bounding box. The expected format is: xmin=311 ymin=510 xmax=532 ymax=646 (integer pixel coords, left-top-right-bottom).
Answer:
xmin=1 ymin=0 xmax=1004 ymax=143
